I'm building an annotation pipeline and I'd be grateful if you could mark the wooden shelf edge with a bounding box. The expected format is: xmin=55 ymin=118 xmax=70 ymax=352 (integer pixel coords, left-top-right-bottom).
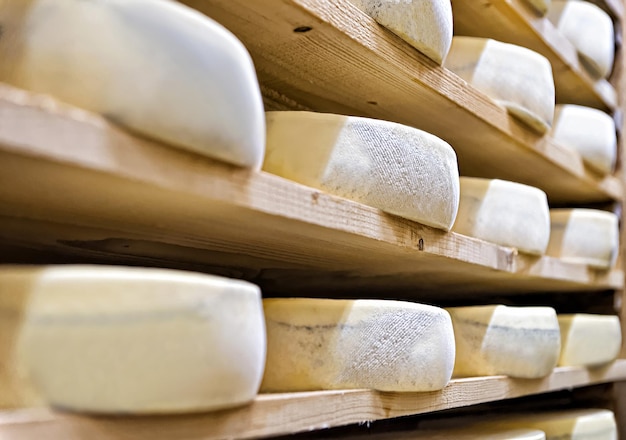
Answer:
xmin=2 ymin=361 xmax=626 ymax=440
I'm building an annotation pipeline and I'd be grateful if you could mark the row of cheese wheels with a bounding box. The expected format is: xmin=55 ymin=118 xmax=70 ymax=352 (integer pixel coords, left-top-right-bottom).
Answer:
xmin=1 ymin=265 xmax=621 ymax=414
xmin=0 ymin=0 xmax=617 ymax=179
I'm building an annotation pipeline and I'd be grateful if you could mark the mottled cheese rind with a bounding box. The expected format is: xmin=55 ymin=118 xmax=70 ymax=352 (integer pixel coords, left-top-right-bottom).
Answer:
xmin=444 ymin=37 xmax=555 ymax=133
xmin=558 ymin=314 xmax=621 ymax=367
xmin=349 ymin=0 xmax=452 ymax=64
xmin=546 ymin=209 xmax=619 ymax=269
xmin=447 ymin=305 xmax=560 ymax=378
xmin=261 ymin=298 xmax=455 ymax=392
xmin=16 ymin=265 xmax=266 ymax=414
xmin=452 ymin=178 xmax=551 ymax=255
xmin=552 ymin=105 xmax=616 ymax=175
xmin=548 ymin=1 xmax=615 ymax=78
xmin=0 ymin=0 xmax=265 ymax=168
xmin=264 ymin=111 xmax=460 ymax=231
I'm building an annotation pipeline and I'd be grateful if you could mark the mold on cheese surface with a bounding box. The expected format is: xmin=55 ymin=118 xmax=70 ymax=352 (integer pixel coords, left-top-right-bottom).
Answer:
xmin=548 ymin=0 xmax=615 ymax=78
xmin=14 ymin=265 xmax=266 ymax=414
xmin=261 ymin=298 xmax=455 ymax=392
xmin=452 ymin=178 xmax=551 ymax=255
xmin=552 ymin=105 xmax=616 ymax=175
xmin=349 ymin=0 xmax=453 ymax=64
xmin=0 ymin=0 xmax=265 ymax=168
xmin=444 ymin=37 xmax=555 ymax=134
xmin=447 ymin=305 xmax=561 ymax=378
xmin=264 ymin=111 xmax=460 ymax=231
xmin=558 ymin=314 xmax=621 ymax=367
xmin=547 ymin=209 xmax=619 ymax=269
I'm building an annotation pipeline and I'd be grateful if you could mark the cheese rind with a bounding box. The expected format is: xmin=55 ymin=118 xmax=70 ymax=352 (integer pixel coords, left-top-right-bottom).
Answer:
xmin=558 ymin=314 xmax=621 ymax=367
xmin=546 ymin=209 xmax=619 ymax=268
xmin=548 ymin=1 xmax=615 ymax=78
xmin=444 ymin=37 xmax=555 ymax=133
xmin=0 ymin=0 xmax=265 ymax=168
xmin=16 ymin=265 xmax=266 ymax=414
xmin=447 ymin=305 xmax=561 ymax=378
xmin=452 ymin=178 xmax=551 ymax=255
xmin=349 ymin=0 xmax=452 ymax=64
xmin=552 ymin=105 xmax=616 ymax=175
xmin=264 ymin=111 xmax=460 ymax=231
xmin=261 ymin=298 xmax=455 ymax=392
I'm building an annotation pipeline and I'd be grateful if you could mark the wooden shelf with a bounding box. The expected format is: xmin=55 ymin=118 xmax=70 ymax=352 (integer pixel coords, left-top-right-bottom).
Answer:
xmin=452 ymin=0 xmax=618 ymax=111
xmin=0 ymin=85 xmax=622 ymax=297
xmin=2 ymin=361 xmax=626 ymax=440
xmin=178 ymin=0 xmax=621 ymax=205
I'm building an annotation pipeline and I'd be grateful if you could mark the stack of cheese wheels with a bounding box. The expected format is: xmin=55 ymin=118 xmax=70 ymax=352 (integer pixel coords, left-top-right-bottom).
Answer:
xmin=0 ymin=0 xmax=265 ymax=168
xmin=548 ymin=1 xmax=615 ymax=78
xmin=348 ymin=0 xmax=453 ymax=64
xmin=546 ymin=209 xmax=619 ymax=269
xmin=447 ymin=305 xmax=561 ymax=378
xmin=485 ymin=409 xmax=618 ymax=440
xmin=551 ymin=105 xmax=617 ymax=175
xmin=261 ymin=298 xmax=455 ymax=392
xmin=7 ymin=265 xmax=266 ymax=414
xmin=444 ymin=37 xmax=555 ymax=134
xmin=452 ymin=178 xmax=551 ymax=255
xmin=558 ymin=314 xmax=621 ymax=367
xmin=264 ymin=111 xmax=460 ymax=231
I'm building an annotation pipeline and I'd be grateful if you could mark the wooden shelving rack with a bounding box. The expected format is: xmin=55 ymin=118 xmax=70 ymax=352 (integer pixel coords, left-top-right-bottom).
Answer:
xmin=2 ymin=0 xmax=626 ymax=438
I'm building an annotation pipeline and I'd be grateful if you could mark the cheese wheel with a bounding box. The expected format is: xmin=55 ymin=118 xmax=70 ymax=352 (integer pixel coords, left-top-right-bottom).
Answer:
xmin=0 ymin=0 xmax=265 ymax=168
xmin=558 ymin=314 xmax=621 ymax=367
xmin=0 ymin=268 xmax=44 ymax=409
xmin=546 ymin=209 xmax=619 ymax=269
xmin=452 ymin=178 xmax=551 ymax=255
xmin=349 ymin=0 xmax=452 ymax=64
xmin=444 ymin=37 xmax=555 ymax=133
xmin=552 ymin=105 xmax=616 ymax=175
xmin=524 ymin=0 xmax=551 ymax=15
xmin=548 ymin=1 xmax=615 ymax=78
xmin=490 ymin=409 xmax=617 ymax=440
xmin=447 ymin=305 xmax=560 ymax=378
xmin=261 ymin=298 xmax=455 ymax=392
xmin=264 ymin=111 xmax=460 ymax=231
xmin=16 ymin=265 xmax=266 ymax=414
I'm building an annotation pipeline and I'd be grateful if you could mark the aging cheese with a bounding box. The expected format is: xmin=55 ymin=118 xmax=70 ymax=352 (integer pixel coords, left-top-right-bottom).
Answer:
xmin=349 ymin=0 xmax=453 ymax=64
xmin=447 ymin=305 xmax=560 ymax=378
xmin=452 ymin=178 xmax=551 ymax=255
xmin=546 ymin=209 xmax=619 ymax=269
xmin=261 ymin=298 xmax=455 ymax=392
xmin=0 ymin=0 xmax=265 ymax=168
xmin=264 ymin=111 xmax=460 ymax=231
xmin=15 ymin=265 xmax=266 ymax=414
xmin=548 ymin=1 xmax=615 ymax=78
xmin=444 ymin=37 xmax=555 ymax=133
xmin=558 ymin=314 xmax=621 ymax=367
xmin=552 ymin=105 xmax=616 ymax=175
xmin=491 ymin=409 xmax=617 ymax=440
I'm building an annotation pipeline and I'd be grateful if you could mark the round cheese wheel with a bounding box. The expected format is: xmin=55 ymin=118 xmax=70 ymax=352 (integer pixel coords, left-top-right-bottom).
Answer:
xmin=453 ymin=177 xmax=551 ymax=255
xmin=447 ymin=305 xmax=561 ymax=379
xmin=264 ymin=111 xmax=460 ymax=231
xmin=547 ymin=208 xmax=619 ymax=268
xmin=349 ymin=0 xmax=453 ymax=64
xmin=558 ymin=314 xmax=621 ymax=367
xmin=261 ymin=298 xmax=455 ymax=392
xmin=15 ymin=265 xmax=266 ymax=414
xmin=444 ymin=37 xmax=555 ymax=134
xmin=0 ymin=0 xmax=265 ymax=168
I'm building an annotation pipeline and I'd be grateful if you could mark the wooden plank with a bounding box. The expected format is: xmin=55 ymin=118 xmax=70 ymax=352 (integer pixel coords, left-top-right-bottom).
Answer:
xmin=1 ymin=362 xmax=626 ymax=440
xmin=0 ymin=85 xmax=622 ymax=297
xmin=451 ymin=0 xmax=617 ymax=110
xmin=175 ymin=0 xmax=621 ymax=204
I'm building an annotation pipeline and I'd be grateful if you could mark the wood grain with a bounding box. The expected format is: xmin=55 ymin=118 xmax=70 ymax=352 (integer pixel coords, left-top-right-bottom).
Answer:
xmin=0 ymin=85 xmax=621 ymax=297
xmin=175 ymin=0 xmax=621 ymax=204
xmin=1 ymin=362 xmax=625 ymax=440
